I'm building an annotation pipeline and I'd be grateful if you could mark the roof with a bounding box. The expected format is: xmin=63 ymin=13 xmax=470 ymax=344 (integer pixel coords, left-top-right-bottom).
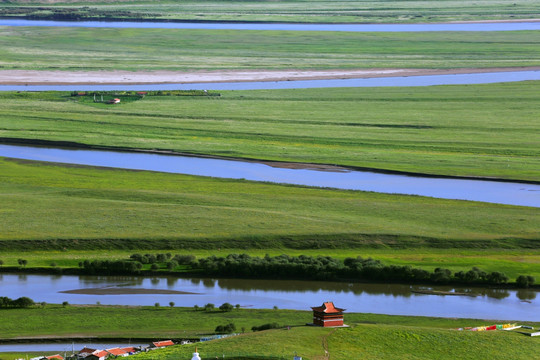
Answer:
xmin=92 ymin=350 xmax=109 ymax=358
xmin=121 ymin=347 xmax=138 ymax=353
xmin=152 ymin=340 xmax=174 ymax=347
xmin=106 ymin=348 xmax=127 ymax=356
xmin=311 ymin=301 xmax=345 ymax=313
xmin=46 ymin=355 xmax=64 ymax=360
xmin=79 ymin=348 xmax=97 ymax=354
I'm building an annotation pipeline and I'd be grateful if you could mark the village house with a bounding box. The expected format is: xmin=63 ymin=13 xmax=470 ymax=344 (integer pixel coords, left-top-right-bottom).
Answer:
xmin=311 ymin=301 xmax=345 ymax=327
xmin=150 ymin=340 xmax=174 ymax=348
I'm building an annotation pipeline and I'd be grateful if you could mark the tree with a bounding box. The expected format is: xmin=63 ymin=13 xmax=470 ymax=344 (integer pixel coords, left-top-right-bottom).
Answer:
xmin=204 ymin=303 xmax=215 ymax=312
xmin=219 ymin=302 xmax=234 ymax=312
xmin=150 ymin=263 xmax=159 ymax=271
xmin=169 ymin=301 xmax=175 ymax=308
xmin=516 ymin=275 xmax=535 ymax=288
xmin=0 ymin=259 xmax=4 ymax=267
xmin=17 ymin=259 xmax=27 ymax=268
xmin=154 ymin=302 xmax=160 ymax=308
xmin=62 ymin=301 xmax=69 ymax=307
xmin=166 ymin=261 xmax=178 ymax=271
xmin=13 ymin=297 xmax=34 ymax=308
xmin=194 ymin=305 xmax=200 ymax=311
xmin=235 ymin=304 xmax=241 ymax=310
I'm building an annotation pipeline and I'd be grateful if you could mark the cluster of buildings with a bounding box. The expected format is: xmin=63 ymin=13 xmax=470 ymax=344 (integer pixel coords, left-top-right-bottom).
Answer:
xmin=29 ymin=340 xmax=176 ymax=360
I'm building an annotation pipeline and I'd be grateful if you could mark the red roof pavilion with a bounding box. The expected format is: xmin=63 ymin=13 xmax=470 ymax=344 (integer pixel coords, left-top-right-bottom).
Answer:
xmin=311 ymin=301 xmax=345 ymax=327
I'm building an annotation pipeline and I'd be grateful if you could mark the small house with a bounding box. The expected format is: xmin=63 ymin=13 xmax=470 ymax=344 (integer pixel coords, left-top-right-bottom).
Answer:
xmin=86 ymin=350 xmax=108 ymax=360
xmin=311 ymin=301 xmax=345 ymax=327
xmin=151 ymin=340 xmax=174 ymax=348
xmin=106 ymin=348 xmax=128 ymax=357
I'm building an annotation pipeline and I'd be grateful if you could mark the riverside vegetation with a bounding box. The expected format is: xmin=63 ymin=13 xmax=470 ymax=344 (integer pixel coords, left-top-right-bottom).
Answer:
xmin=1 ymin=0 xmax=540 ymax=23
xmin=1 ymin=27 xmax=540 ymax=71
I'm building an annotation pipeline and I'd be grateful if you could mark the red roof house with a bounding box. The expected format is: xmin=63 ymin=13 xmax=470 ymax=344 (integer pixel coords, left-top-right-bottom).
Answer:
xmin=121 ymin=347 xmax=139 ymax=354
xmin=86 ymin=350 xmax=109 ymax=360
xmin=46 ymin=355 xmax=64 ymax=360
xmin=152 ymin=340 xmax=174 ymax=348
xmin=311 ymin=301 xmax=345 ymax=327
xmin=106 ymin=348 xmax=128 ymax=357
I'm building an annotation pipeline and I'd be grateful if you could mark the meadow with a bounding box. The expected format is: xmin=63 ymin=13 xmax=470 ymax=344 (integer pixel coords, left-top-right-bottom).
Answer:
xmin=1 ymin=83 xmax=540 ymax=181
xmin=1 ymin=27 xmax=540 ymax=71
xmin=0 ymin=305 xmax=538 ymax=360
xmin=0 ymin=157 xmax=539 ymax=278
xmin=1 ymin=0 xmax=540 ymax=23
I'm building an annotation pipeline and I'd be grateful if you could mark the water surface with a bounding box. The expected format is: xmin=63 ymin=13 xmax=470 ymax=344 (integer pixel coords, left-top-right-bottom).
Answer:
xmin=2 ymin=19 xmax=540 ymax=32
xmin=1 ymin=144 xmax=539 ymax=207
xmin=0 ymin=274 xmax=537 ymax=321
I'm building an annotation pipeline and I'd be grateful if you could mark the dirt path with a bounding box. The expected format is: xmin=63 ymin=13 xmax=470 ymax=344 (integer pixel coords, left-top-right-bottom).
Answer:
xmin=1 ymin=67 xmax=539 ymax=85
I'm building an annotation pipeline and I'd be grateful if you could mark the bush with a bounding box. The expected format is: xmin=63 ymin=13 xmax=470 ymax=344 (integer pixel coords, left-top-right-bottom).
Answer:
xmin=62 ymin=301 xmax=69 ymax=307
xmin=219 ymin=302 xmax=234 ymax=312
xmin=252 ymin=323 xmax=280 ymax=332
xmin=215 ymin=322 xmax=236 ymax=334
xmin=150 ymin=263 xmax=159 ymax=271
xmin=516 ymin=275 xmax=535 ymax=288
xmin=204 ymin=303 xmax=215 ymax=312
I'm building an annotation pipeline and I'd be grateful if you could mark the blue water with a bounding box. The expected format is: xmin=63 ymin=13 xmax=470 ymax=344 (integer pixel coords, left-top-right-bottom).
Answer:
xmin=2 ymin=70 xmax=540 ymax=92
xmin=0 ymin=274 xmax=538 ymax=321
xmin=2 ymin=19 xmax=540 ymax=32
xmin=1 ymin=144 xmax=539 ymax=207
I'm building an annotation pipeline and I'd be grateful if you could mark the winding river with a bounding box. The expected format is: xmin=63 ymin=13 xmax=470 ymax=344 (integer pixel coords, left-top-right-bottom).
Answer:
xmin=2 ymin=144 xmax=539 ymax=207
xmin=2 ymin=19 xmax=540 ymax=32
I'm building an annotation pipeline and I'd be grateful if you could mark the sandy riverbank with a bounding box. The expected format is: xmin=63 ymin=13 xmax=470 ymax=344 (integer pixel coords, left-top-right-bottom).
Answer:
xmin=2 ymin=67 xmax=539 ymax=85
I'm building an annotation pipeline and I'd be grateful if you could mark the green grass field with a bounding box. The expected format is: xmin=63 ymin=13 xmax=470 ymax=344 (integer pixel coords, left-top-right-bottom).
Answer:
xmin=2 ymin=0 xmax=540 ymax=23
xmin=0 ymin=305 xmax=538 ymax=360
xmin=2 ymin=83 xmax=540 ymax=181
xmin=0 ymin=157 xmax=539 ymax=278
xmin=1 ymin=27 xmax=540 ymax=71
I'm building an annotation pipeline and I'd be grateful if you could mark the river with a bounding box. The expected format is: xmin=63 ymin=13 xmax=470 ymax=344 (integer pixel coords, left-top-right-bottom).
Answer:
xmin=2 ymin=70 xmax=540 ymax=92
xmin=1 ymin=19 xmax=540 ymax=32
xmin=0 ymin=274 xmax=537 ymax=321
xmin=1 ymin=144 xmax=539 ymax=207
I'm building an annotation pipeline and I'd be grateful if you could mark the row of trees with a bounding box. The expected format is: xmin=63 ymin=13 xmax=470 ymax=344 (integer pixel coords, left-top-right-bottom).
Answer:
xmin=193 ymin=254 xmax=535 ymax=287
xmin=0 ymin=296 xmax=34 ymax=308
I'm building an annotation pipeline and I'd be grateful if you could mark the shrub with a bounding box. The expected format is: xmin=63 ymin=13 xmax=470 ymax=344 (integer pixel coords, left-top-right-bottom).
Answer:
xmin=252 ymin=323 xmax=280 ymax=332
xmin=204 ymin=303 xmax=215 ymax=312
xmin=216 ymin=322 xmax=236 ymax=334
xmin=219 ymin=302 xmax=234 ymax=312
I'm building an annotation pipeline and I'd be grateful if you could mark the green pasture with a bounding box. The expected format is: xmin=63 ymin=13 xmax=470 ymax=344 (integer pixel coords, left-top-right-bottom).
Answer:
xmin=2 ymin=0 xmax=540 ymax=23
xmin=1 ymin=83 xmax=540 ymax=181
xmin=1 ymin=27 xmax=540 ymax=71
xmin=0 ymin=157 xmax=539 ymax=273
xmin=0 ymin=305 xmax=537 ymax=358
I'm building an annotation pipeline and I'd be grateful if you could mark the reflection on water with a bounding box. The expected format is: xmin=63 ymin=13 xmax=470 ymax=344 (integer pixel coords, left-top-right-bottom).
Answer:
xmin=0 ymin=274 xmax=537 ymax=321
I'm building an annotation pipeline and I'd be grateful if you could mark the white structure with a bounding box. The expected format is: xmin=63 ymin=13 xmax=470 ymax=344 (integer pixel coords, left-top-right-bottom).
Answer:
xmin=191 ymin=349 xmax=201 ymax=360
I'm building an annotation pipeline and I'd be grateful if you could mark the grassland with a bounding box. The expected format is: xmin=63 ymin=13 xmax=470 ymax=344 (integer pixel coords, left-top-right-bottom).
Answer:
xmin=0 ymin=156 xmax=539 ymax=277
xmin=1 ymin=27 xmax=540 ymax=71
xmin=2 ymin=0 xmax=540 ymax=23
xmin=2 ymin=83 xmax=540 ymax=181
xmin=0 ymin=305 xmax=538 ymax=360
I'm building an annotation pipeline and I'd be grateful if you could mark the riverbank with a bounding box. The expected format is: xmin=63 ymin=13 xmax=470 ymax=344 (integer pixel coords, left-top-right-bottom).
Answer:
xmin=3 ymin=67 xmax=540 ymax=85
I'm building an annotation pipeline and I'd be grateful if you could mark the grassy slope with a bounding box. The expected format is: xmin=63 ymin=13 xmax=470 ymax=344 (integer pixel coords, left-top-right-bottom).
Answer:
xmin=0 ymin=306 xmax=538 ymax=359
xmin=2 ymin=0 xmax=540 ymax=23
xmin=1 ymin=27 xmax=540 ymax=71
xmin=1 ymin=157 xmax=539 ymax=246
xmin=1 ymin=83 xmax=540 ymax=181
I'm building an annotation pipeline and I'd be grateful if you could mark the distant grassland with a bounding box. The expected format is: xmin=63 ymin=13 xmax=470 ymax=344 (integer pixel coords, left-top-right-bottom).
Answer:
xmin=0 ymin=157 xmax=538 ymax=250
xmin=1 ymin=83 xmax=540 ymax=181
xmin=2 ymin=0 xmax=540 ymax=23
xmin=1 ymin=27 xmax=540 ymax=71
